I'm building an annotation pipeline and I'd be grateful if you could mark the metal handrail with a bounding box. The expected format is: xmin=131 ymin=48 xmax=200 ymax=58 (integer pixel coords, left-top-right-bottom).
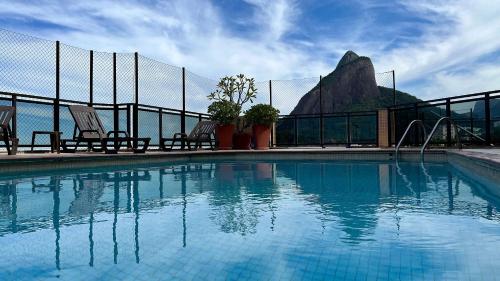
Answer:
xmin=420 ymin=117 xmax=462 ymax=158
xmin=395 ymin=119 xmax=427 ymax=159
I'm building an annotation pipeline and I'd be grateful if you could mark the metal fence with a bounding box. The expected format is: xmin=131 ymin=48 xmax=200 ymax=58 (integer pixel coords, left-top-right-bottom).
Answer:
xmin=271 ymin=71 xmax=395 ymax=147
xmin=388 ymin=90 xmax=500 ymax=147
xmin=0 ymin=29 xmax=398 ymax=150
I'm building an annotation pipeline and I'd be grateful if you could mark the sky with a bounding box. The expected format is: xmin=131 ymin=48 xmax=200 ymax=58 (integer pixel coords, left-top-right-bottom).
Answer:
xmin=0 ymin=0 xmax=499 ymax=104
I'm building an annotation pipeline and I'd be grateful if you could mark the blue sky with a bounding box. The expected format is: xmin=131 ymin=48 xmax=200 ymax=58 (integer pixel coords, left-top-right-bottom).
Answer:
xmin=0 ymin=0 xmax=499 ymax=101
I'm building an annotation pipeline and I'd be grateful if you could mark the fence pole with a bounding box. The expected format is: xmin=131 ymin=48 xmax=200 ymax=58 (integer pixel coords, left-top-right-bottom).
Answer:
xmin=346 ymin=113 xmax=351 ymax=148
xmin=89 ymin=50 xmax=93 ymax=106
xmin=133 ymin=52 xmax=139 ymax=148
xmin=113 ymin=52 xmax=119 ymax=135
xmin=269 ymin=80 xmax=274 ymax=147
xmin=445 ymin=98 xmax=451 ymax=147
xmin=54 ymin=41 xmax=60 ymax=133
xmin=181 ymin=67 xmax=186 ymax=149
xmin=485 ymin=92 xmax=491 ymax=144
xmin=392 ymin=70 xmax=396 ymax=106
xmin=319 ymin=76 xmax=324 ymax=148
xmin=11 ymin=94 xmax=16 ymax=138
xmin=159 ymin=108 xmax=163 ymax=145
xmin=387 ymin=107 xmax=392 ymax=146
xmin=294 ymin=115 xmax=298 ymax=146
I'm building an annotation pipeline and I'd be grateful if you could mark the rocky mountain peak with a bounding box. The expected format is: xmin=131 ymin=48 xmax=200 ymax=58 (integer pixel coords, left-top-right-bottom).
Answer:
xmin=335 ymin=50 xmax=360 ymax=70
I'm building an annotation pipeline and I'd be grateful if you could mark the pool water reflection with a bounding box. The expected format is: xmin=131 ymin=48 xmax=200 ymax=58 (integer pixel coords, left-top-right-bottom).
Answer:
xmin=0 ymin=161 xmax=499 ymax=280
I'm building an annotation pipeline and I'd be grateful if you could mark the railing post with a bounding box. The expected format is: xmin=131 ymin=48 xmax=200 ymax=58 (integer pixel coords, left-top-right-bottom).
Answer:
xmin=181 ymin=67 xmax=186 ymax=149
xmin=387 ymin=107 xmax=392 ymax=147
xmin=346 ymin=113 xmax=351 ymax=148
xmin=89 ymin=50 xmax=93 ymax=106
xmin=133 ymin=52 xmax=139 ymax=149
xmin=392 ymin=70 xmax=396 ymax=106
xmin=319 ymin=76 xmax=324 ymax=148
xmin=113 ymin=52 xmax=119 ymax=134
xmin=485 ymin=92 xmax=491 ymax=144
xmin=11 ymin=94 xmax=16 ymax=138
xmin=414 ymin=103 xmax=419 ymax=145
xmin=375 ymin=111 xmax=379 ymax=147
xmin=269 ymin=80 xmax=274 ymax=148
xmin=126 ymin=104 xmax=131 ymax=136
xmin=54 ymin=41 xmax=60 ymax=133
xmin=159 ymin=108 xmax=163 ymax=145
xmin=445 ymin=98 xmax=452 ymax=147
xmin=294 ymin=115 xmax=298 ymax=146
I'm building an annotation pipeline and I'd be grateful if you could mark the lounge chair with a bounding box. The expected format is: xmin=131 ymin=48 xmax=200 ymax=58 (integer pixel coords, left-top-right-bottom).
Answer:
xmin=160 ymin=120 xmax=217 ymax=151
xmin=61 ymin=105 xmax=150 ymax=154
xmin=0 ymin=106 xmax=18 ymax=155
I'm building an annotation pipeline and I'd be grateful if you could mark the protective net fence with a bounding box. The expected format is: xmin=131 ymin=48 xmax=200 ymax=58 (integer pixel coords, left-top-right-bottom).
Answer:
xmin=185 ymin=70 xmax=217 ymax=114
xmin=0 ymin=29 xmax=55 ymax=98
xmin=271 ymin=77 xmax=320 ymax=116
xmin=138 ymin=55 xmax=183 ymax=109
xmin=60 ymin=43 xmax=89 ymax=102
xmin=2 ymin=28 xmax=499 ymax=150
xmin=116 ymin=53 xmax=135 ymax=104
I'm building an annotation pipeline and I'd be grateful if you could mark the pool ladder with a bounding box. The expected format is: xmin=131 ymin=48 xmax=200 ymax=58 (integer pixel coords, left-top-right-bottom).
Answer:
xmin=396 ymin=117 xmax=491 ymax=160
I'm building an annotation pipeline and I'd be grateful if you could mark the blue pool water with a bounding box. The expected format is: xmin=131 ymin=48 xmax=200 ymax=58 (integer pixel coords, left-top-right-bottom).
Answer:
xmin=0 ymin=160 xmax=499 ymax=280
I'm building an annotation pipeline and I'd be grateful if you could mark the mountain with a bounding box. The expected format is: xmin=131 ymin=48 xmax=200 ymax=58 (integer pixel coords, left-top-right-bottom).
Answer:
xmin=290 ymin=51 xmax=420 ymax=114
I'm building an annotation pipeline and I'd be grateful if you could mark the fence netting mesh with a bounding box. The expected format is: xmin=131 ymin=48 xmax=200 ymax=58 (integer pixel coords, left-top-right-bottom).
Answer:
xmin=271 ymin=77 xmax=320 ymax=115
xmin=4 ymin=28 xmax=468 ymax=150
xmin=138 ymin=55 xmax=183 ymax=109
xmin=116 ymin=53 xmax=135 ymax=104
xmin=185 ymin=70 xmax=217 ymax=113
xmin=92 ymin=51 xmax=113 ymax=104
xmin=60 ymin=43 xmax=89 ymax=102
xmin=0 ymin=29 xmax=55 ymax=98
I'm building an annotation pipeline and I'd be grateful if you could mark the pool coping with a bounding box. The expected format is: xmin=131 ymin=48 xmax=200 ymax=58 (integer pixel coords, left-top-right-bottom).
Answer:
xmin=0 ymin=148 xmax=498 ymax=177
xmin=0 ymin=148 xmax=448 ymax=172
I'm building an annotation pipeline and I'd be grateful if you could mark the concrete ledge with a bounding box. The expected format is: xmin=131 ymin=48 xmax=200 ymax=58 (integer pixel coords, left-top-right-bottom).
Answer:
xmin=0 ymin=148 xmax=447 ymax=175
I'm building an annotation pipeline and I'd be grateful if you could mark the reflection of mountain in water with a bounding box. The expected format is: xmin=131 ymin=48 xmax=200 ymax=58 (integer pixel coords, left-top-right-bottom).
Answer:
xmin=276 ymin=162 xmax=381 ymax=242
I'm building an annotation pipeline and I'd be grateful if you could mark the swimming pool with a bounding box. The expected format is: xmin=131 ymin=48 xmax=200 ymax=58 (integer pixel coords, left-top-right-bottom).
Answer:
xmin=0 ymin=160 xmax=499 ymax=280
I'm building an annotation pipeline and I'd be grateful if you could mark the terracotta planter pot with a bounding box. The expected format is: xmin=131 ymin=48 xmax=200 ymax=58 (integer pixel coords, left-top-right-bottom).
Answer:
xmin=253 ymin=124 xmax=271 ymax=150
xmin=216 ymin=124 xmax=235 ymax=150
xmin=255 ymin=163 xmax=272 ymax=179
xmin=233 ymin=133 xmax=252 ymax=150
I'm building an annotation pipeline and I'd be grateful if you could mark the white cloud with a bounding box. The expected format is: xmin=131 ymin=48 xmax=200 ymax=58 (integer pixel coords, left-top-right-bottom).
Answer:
xmin=371 ymin=0 xmax=500 ymax=98
xmin=0 ymin=0 xmax=499 ymax=109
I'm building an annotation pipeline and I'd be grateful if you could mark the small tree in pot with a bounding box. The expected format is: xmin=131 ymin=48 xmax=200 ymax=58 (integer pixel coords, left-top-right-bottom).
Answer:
xmin=207 ymin=100 xmax=240 ymax=150
xmin=208 ymin=74 xmax=257 ymax=150
xmin=245 ymin=104 xmax=280 ymax=150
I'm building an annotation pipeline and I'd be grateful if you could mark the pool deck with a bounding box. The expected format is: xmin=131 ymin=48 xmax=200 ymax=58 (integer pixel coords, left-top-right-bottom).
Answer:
xmin=0 ymin=147 xmax=498 ymax=166
xmin=0 ymin=147 xmax=499 ymax=185
xmin=0 ymin=147 xmax=499 ymax=161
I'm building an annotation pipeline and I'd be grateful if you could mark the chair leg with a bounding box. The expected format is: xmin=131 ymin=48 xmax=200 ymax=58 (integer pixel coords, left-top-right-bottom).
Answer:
xmin=4 ymin=133 xmax=10 ymax=155
xmin=31 ymin=132 xmax=36 ymax=152
xmin=170 ymin=135 xmax=178 ymax=150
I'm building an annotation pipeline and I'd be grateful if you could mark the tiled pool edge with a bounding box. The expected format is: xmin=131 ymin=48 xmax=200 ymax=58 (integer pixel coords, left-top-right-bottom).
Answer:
xmin=0 ymin=149 xmax=446 ymax=174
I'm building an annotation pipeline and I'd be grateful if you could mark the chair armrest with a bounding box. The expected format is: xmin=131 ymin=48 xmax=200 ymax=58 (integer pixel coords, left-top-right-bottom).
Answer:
xmin=79 ymin=130 xmax=101 ymax=139
xmin=173 ymin=133 xmax=188 ymax=137
xmin=107 ymin=130 xmax=130 ymax=138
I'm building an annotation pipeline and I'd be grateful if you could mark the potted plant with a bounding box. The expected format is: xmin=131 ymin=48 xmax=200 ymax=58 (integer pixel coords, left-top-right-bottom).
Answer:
xmin=233 ymin=117 xmax=252 ymax=150
xmin=207 ymin=100 xmax=240 ymax=150
xmin=245 ymin=104 xmax=280 ymax=150
xmin=208 ymin=74 xmax=257 ymax=150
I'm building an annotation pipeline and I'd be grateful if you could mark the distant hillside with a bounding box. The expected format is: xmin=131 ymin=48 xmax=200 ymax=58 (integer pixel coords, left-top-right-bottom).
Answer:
xmin=290 ymin=51 xmax=421 ymax=114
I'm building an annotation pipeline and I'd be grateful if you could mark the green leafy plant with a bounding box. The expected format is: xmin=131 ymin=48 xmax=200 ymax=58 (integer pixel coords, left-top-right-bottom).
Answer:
xmin=208 ymin=74 xmax=257 ymax=112
xmin=207 ymin=100 xmax=240 ymax=125
xmin=245 ymin=104 xmax=280 ymax=126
